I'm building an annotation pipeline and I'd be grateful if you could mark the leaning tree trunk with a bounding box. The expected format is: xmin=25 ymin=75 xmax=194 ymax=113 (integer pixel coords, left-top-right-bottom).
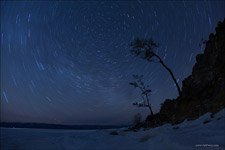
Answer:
xmin=154 ymin=54 xmax=182 ymax=96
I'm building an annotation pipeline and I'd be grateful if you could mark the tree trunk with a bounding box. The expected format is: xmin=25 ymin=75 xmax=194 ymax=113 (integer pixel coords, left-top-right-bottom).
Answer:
xmin=146 ymin=94 xmax=154 ymax=116
xmin=138 ymin=86 xmax=154 ymax=116
xmin=154 ymin=54 xmax=182 ymax=96
xmin=149 ymin=105 xmax=154 ymax=116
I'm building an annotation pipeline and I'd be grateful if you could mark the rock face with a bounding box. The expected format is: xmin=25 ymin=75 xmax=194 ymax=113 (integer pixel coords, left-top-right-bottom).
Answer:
xmin=182 ymin=21 xmax=225 ymax=106
xmin=143 ymin=19 xmax=225 ymax=128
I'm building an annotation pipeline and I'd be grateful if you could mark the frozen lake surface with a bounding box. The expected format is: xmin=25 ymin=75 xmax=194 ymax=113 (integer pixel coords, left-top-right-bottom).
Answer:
xmin=1 ymin=109 xmax=225 ymax=150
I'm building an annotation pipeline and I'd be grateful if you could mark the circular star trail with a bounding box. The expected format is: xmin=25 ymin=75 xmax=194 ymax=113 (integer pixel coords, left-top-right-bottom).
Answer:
xmin=1 ymin=1 xmax=224 ymax=125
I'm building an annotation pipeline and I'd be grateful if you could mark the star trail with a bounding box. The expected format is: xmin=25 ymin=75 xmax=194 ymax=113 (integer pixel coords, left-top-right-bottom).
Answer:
xmin=1 ymin=1 xmax=224 ymax=125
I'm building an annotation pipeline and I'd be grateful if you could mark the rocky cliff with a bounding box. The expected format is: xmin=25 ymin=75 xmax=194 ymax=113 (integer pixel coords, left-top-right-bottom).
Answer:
xmin=141 ymin=19 xmax=225 ymax=129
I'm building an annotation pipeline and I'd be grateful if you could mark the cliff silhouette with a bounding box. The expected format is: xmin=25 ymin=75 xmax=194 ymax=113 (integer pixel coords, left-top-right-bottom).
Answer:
xmin=133 ymin=19 xmax=225 ymax=129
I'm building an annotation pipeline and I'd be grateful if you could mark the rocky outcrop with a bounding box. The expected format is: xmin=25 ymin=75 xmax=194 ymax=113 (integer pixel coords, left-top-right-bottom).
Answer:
xmin=142 ymin=19 xmax=225 ymax=129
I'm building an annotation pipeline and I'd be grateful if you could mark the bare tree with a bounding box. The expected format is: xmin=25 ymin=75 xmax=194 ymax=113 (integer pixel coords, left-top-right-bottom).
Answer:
xmin=130 ymin=74 xmax=154 ymax=116
xmin=130 ymin=38 xmax=181 ymax=96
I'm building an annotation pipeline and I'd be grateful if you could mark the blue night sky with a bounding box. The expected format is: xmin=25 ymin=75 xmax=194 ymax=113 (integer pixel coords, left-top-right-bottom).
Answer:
xmin=1 ymin=1 xmax=224 ymax=125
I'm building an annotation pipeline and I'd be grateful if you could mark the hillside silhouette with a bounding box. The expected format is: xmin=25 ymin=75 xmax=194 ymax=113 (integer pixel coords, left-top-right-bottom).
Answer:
xmin=132 ymin=19 xmax=225 ymax=129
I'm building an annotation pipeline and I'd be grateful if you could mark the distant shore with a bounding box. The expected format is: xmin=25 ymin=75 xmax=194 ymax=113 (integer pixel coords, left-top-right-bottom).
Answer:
xmin=0 ymin=122 xmax=128 ymax=130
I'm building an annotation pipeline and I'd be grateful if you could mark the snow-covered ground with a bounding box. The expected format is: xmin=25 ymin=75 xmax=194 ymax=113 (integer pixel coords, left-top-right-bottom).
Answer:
xmin=1 ymin=109 xmax=225 ymax=150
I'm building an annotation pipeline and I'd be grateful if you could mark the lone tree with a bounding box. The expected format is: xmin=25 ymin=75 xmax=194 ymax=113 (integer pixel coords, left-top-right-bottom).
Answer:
xmin=130 ymin=38 xmax=182 ymax=96
xmin=130 ymin=74 xmax=154 ymax=116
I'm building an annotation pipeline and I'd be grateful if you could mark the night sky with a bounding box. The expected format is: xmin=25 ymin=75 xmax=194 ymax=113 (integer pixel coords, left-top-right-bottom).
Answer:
xmin=1 ymin=1 xmax=224 ymax=125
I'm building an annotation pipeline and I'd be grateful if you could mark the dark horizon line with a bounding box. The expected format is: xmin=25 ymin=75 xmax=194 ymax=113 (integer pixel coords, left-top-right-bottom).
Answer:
xmin=0 ymin=122 xmax=130 ymax=130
